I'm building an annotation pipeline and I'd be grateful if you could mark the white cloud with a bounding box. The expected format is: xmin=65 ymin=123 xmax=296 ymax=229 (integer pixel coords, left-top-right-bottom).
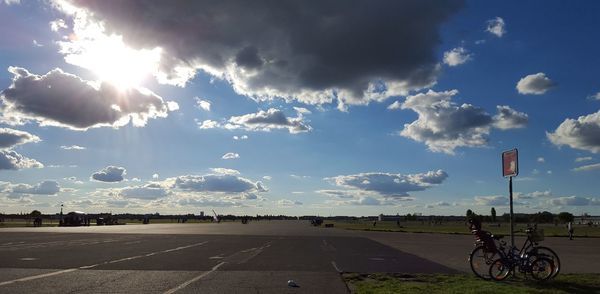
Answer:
xmin=475 ymin=195 xmax=508 ymax=206
xmin=0 ymin=128 xmax=40 ymax=148
xmin=222 ymin=152 xmax=240 ymax=160
xmin=516 ymin=190 xmax=552 ymax=199
xmin=387 ymin=101 xmax=402 ymax=110
xmin=395 ymin=90 xmax=527 ymax=154
xmin=486 ymin=17 xmax=506 ymax=37
xmin=60 ymin=145 xmax=86 ymax=150
xmin=572 ymin=163 xmax=600 ymax=172
xmin=167 ymin=101 xmax=179 ymax=111
xmin=326 ymin=170 xmax=447 ymax=198
xmin=64 ymin=176 xmax=84 ymax=184
xmin=226 ymin=108 xmax=311 ymax=134
xmin=588 ymin=92 xmax=600 ymax=100
xmin=5 ymin=180 xmax=61 ymax=195
xmin=516 ymin=73 xmax=555 ymax=95
xmin=492 ymin=106 xmax=528 ymax=130
xmin=537 ymin=157 xmax=545 ymax=163
xmin=32 ymin=40 xmax=44 ymax=47
xmin=2 ymin=0 xmax=20 ymax=6
xmin=152 ymin=173 xmax=159 ymax=179
xmin=119 ymin=183 xmax=171 ymax=200
xmin=278 ymin=199 xmax=303 ymax=207
xmin=443 ymin=47 xmax=472 ymax=66
xmin=210 ymin=168 xmax=240 ymax=175
xmin=233 ymin=135 xmax=249 ymax=140
xmin=197 ymin=120 xmax=220 ymax=129
xmin=0 ymin=150 xmax=43 ymax=170
xmin=575 ymin=157 xmax=592 ymax=162
xmin=1 ymin=67 xmax=176 ymax=130
xmin=53 ymin=1 xmax=463 ymax=110
xmin=173 ymin=174 xmax=266 ymax=194
xmin=547 ymin=110 xmax=600 ymax=153
xmin=91 ymin=166 xmax=126 ymax=182
xmin=195 ymin=98 xmax=211 ymax=111
xmin=49 ymin=19 xmax=68 ymax=32
xmin=549 ymin=196 xmax=600 ymax=206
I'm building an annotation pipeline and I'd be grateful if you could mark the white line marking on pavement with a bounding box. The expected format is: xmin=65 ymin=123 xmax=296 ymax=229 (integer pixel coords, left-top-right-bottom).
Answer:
xmin=0 ymin=241 xmax=209 ymax=287
xmin=19 ymin=258 xmax=38 ymax=261
xmin=124 ymin=241 xmax=141 ymax=245
xmin=0 ymin=269 xmax=78 ymax=286
xmin=331 ymin=261 xmax=342 ymax=273
xmin=163 ymin=262 xmax=226 ymax=294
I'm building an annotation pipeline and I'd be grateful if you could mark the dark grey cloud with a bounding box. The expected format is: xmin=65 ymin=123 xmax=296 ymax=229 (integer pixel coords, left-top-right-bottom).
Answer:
xmin=547 ymin=110 xmax=600 ymax=153
xmin=91 ymin=166 xmax=126 ymax=182
xmin=326 ymin=170 xmax=448 ymax=198
xmin=0 ymin=128 xmax=40 ymax=148
xmin=393 ymin=90 xmax=528 ymax=154
xmin=58 ymin=0 xmax=464 ymax=108
xmin=10 ymin=180 xmax=60 ymax=195
xmin=1 ymin=67 xmax=176 ymax=130
xmin=0 ymin=150 xmax=43 ymax=170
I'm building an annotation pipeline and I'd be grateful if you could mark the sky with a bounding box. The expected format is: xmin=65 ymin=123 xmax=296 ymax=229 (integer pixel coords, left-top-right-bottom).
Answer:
xmin=0 ymin=0 xmax=599 ymax=217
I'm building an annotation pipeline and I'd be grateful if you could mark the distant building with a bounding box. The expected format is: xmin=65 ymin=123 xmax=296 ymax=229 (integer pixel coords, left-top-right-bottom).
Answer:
xmin=574 ymin=215 xmax=600 ymax=225
xmin=378 ymin=214 xmax=402 ymax=221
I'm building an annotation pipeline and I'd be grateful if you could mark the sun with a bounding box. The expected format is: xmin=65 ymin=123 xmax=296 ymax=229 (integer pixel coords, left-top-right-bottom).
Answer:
xmin=60 ymin=24 xmax=161 ymax=89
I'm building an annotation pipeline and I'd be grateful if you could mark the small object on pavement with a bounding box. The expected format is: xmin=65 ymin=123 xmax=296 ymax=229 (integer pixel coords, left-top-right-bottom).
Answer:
xmin=287 ymin=280 xmax=299 ymax=287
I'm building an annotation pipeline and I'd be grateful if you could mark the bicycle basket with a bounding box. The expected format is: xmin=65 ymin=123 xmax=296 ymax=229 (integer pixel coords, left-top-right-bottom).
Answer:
xmin=528 ymin=229 xmax=544 ymax=242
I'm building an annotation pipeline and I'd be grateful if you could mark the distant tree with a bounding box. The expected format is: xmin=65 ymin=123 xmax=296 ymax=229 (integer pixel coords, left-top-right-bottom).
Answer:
xmin=491 ymin=207 xmax=497 ymax=222
xmin=466 ymin=209 xmax=473 ymax=218
xmin=30 ymin=210 xmax=41 ymax=217
xmin=557 ymin=212 xmax=574 ymax=224
xmin=535 ymin=211 xmax=554 ymax=223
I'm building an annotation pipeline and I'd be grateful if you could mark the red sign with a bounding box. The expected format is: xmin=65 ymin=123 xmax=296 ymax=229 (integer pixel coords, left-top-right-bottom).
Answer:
xmin=502 ymin=149 xmax=518 ymax=177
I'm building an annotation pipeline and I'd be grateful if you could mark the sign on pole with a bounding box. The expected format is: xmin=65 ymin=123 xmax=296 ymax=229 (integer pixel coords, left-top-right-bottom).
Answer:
xmin=502 ymin=149 xmax=518 ymax=177
xmin=502 ymin=148 xmax=518 ymax=247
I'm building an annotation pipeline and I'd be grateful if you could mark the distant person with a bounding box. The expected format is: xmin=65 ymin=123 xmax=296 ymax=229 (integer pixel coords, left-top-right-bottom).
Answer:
xmin=567 ymin=221 xmax=574 ymax=240
xmin=373 ymin=221 xmax=377 ymax=227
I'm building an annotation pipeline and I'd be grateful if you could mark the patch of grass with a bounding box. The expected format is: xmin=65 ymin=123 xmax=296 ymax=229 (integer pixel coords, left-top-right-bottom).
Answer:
xmin=343 ymin=273 xmax=600 ymax=294
xmin=325 ymin=220 xmax=600 ymax=237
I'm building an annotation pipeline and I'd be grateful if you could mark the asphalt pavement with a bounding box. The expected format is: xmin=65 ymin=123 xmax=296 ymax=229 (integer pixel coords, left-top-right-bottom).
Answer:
xmin=0 ymin=221 xmax=454 ymax=293
xmin=1 ymin=220 xmax=598 ymax=293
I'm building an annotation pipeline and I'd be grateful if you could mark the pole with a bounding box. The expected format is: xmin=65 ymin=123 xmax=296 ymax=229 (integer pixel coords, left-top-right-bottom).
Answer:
xmin=509 ymin=176 xmax=514 ymax=247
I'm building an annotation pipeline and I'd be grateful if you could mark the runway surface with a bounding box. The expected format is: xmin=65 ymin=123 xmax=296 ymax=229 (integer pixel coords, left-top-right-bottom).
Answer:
xmin=1 ymin=221 xmax=598 ymax=293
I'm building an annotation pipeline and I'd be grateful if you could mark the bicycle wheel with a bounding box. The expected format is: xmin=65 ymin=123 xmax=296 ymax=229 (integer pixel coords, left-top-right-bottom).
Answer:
xmin=469 ymin=245 xmax=500 ymax=280
xmin=529 ymin=246 xmax=560 ymax=278
xmin=530 ymin=257 xmax=554 ymax=281
xmin=489 ymin=258 xmax=511 ymax=281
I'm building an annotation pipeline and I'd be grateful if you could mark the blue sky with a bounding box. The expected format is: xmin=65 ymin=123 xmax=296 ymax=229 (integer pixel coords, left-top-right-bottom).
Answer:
xmin=1 ymin=0 xmax=599 ymax=216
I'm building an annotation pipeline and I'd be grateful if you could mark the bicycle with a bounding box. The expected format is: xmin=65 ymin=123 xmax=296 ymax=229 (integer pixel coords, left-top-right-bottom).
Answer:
xmin=468 ymin=220 xmax=560 ymax=280
xmin=489 ymin=234 xmax=554 ymax=281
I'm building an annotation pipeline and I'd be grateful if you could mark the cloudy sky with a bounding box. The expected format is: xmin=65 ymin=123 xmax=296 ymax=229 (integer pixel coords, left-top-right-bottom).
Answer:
xmin=1 ymin=0 xmax=599 ymax=216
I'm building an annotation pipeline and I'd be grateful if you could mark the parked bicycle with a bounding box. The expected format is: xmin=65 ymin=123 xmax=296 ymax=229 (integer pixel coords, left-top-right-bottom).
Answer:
xmin=467 ymin=219 xmax=560 ymax=280
xmin=488 ymin=231 xmax=554 ymax=281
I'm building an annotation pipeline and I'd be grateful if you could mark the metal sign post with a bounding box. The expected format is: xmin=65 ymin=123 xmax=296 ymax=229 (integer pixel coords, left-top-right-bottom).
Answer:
xmin=502 ymin=149 xmax=518 ymax=248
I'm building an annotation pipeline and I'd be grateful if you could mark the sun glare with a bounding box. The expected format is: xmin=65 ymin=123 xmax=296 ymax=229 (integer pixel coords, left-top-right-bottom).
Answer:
xmin=59 ymin=15 xmax=162 ymax=89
